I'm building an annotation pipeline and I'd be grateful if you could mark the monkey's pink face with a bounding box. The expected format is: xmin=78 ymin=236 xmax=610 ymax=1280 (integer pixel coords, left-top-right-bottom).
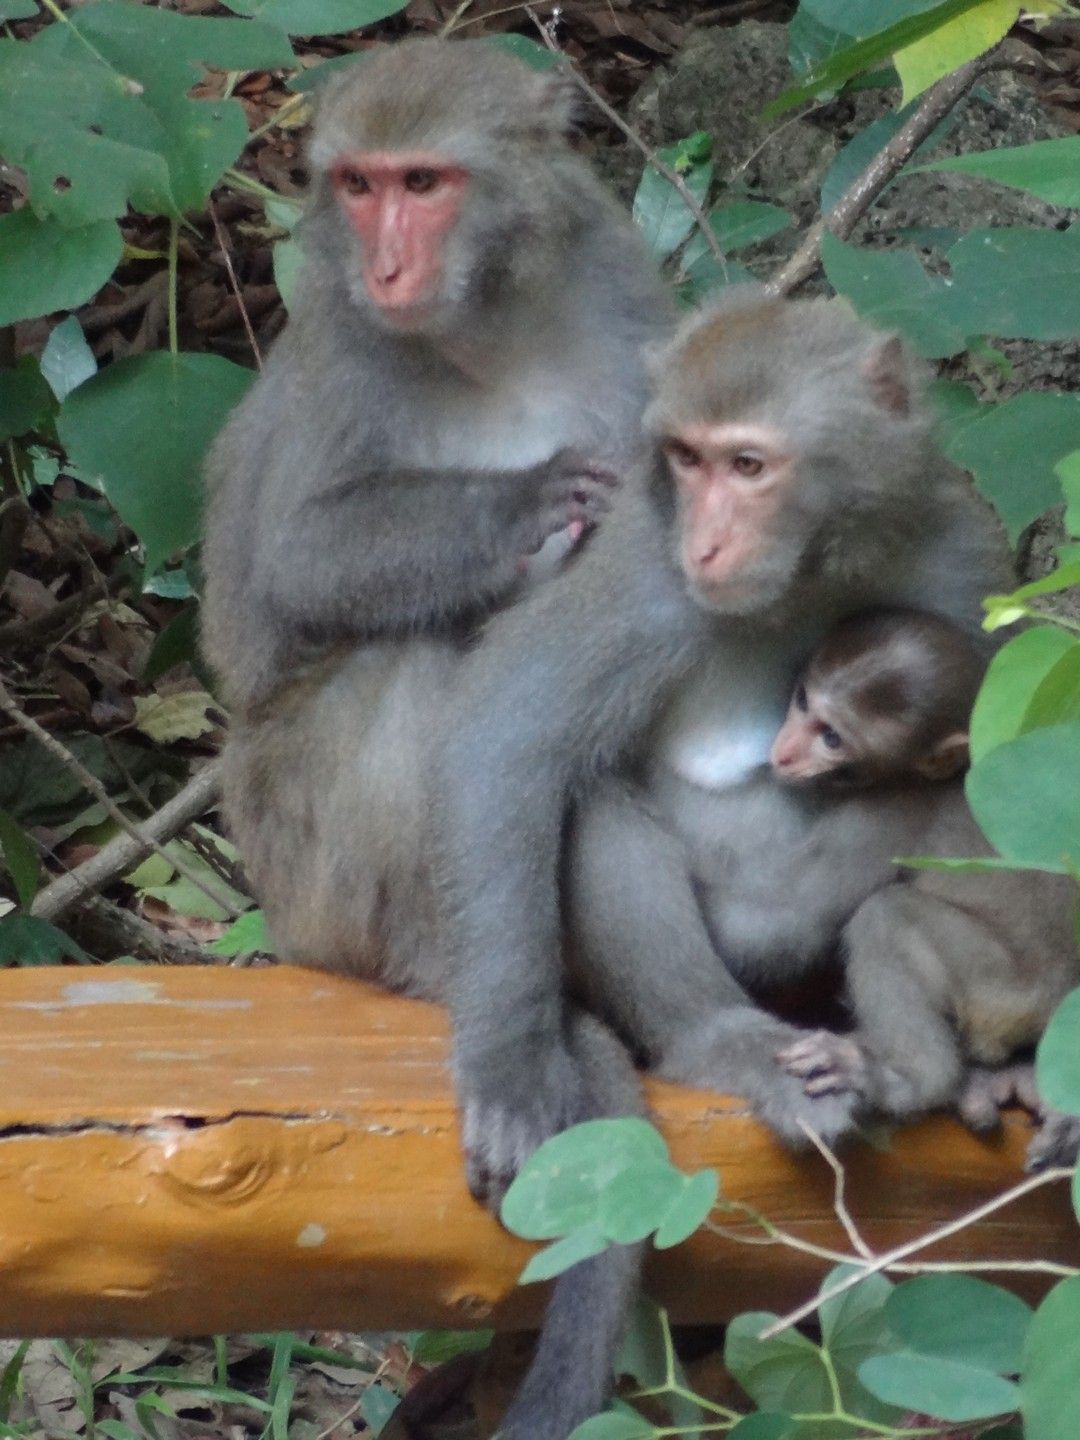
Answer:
xmin=331 ymin=151 xmax=468 ymax=324
xmin=664 ymin=422 xmax=794 ymax=608
xmin=770 ymin=682 xmax=849 ymax=782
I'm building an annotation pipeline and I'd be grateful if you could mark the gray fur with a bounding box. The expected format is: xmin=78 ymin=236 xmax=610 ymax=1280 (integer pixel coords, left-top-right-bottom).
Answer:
xmin=436 ymin=294 xmax=1014 ymax=1171
xmin=201 ymin=38 xmax=671 ymax=1440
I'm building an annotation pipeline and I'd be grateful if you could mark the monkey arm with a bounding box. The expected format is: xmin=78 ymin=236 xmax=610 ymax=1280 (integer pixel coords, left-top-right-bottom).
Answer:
xmin=434 ymin=487 xmax=706 ymax=1196
xmin=261 ymin=456 xmax=616 ymax=641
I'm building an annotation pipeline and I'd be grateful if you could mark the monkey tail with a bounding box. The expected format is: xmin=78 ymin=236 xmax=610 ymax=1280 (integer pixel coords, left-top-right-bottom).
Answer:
xmin=498 ymin=1010 xmax=645 ymax=1440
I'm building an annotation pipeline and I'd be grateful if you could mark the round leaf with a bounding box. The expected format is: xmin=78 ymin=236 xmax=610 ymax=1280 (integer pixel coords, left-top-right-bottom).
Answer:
xmin=728 ymin=1417 xmax=796 ymax=1440
xmin=965 ymin=723 xmax=1080 ymax=873
xmin=724 ymin=1314 xmax=831 ymax=1415
xmin=1035 ymin=988 xmax=1080 ymax=1117
xmin=599 ymin=1161 xmax=686 ymax=1245
xmin=501 ymin=1118 xmax=669 ymax=1240
xmin=0 ymin=212 xmax=122 ymax=327
xmin=654 ymin=1169 xmax=719 ymax=1249
xmin=57 ymin=352 xmax=254 ymax=573
xmin=1021 ymin=1277 xmax=1080 ymax=1440
xmin=219 ymin=0 xmax=406 ymax=36
xmin=884 ymin=1276 xmax=1032 ymax=1374
xmin=858 ymin=1353 xmax=1019 ymax=1421
xmin=568 ymin=1409 xmax=655 ymax=1440
xmin=969 ymin=627 xmax=1078 ymax=763
xmin=518 ymin=1224 xmax=611 ymax=1285
xmin=40 ymin=317 xmax=98 ymax=402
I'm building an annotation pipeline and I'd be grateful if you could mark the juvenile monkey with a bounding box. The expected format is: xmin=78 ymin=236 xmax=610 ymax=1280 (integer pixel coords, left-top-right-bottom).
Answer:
xmin=202 ymin=38 xmax=671 ymax=1440
xmin=772 ymin=610 xmax=1080 ymax=1170
xmin=439 ymin=293 xmax=1014 ymax=1182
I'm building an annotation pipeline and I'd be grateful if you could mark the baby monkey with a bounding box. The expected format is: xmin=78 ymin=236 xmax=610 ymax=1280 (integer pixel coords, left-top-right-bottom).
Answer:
xmin=773 ymin=609 xmax=1080 ymax=1170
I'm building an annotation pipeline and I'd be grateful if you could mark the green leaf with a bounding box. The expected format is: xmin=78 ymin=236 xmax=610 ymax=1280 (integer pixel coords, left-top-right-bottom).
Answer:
xmin=40 ymin=317 xmax=98 ymax=402
xmin=58 ymin=351 xmax=254 ymax=573
xmin=0 ymin=0 xmax=37 ymax=17
xmin=210 ymin=909 xmax=269 ymax=958
xmin=0 ymin=211 xmax=122 ymax=327
xmin=359 ymin=1385 xmax=399 ymax=1437
xmin=569 ymin=1410 xmax=655 ymax=1440
xmin=273 ymin=235 xmax=303 ymax=310
xmin=914 ymin=136 xmax=1080 ymax=207
xmin=764 ymin=0 xmax=993 ymax=119
xmin=0 ymin=913 xmax=89 ymax=966
xmin=518 ymin=1224 xmax=610 ymax=1284
xmin=858 ymin=1352 xmax=1018 ymax=1421
xmin=885 ymin=1276 xmax=1031 ymax=1374
xmin=683 ymin=202 xmax=791 ymax=261
xmin=486 ymin=34 xmax=562 ymax=70
xmin=0 ymin=810 xmax=40 ymax=908
xmin=1022 ymin=645 xmax=1080 ymax=735
xmin=133 ymin=691 xmax=217 ymax=744
xmin=728 ymin=1418 xmax=796 ymax=1440
xmin=965 ymin=722 xmax=1080 ymax=873
xmin=288 ymin=51 xmax=369 ymax=91
xmin=7 ymin=4 xmax=295 ymax=222
xmin=219 ymin=0 xmax=406 ymax=36
xmin=820 ymin=233 xmax=965 ymax=357
xmin=410 ymin=1330 xmax=494 ymax=1365
xmin=788 ymin=9 xmax=848 ymax=80
xmin=946 ymin=228 xmax=1080 ymax=343
xmin=142 ymin=603 xmax=200 ymax=684
xmin=599 ymin=1161 xmax=686 ymax=1245
xmin=0 ymin=358 xmax=55 ymax=444
xmin=653 ymin=1168 xmax=719 ymax=1248
xmin=633 ymin=134 xmax=714 ymax=262
xmin=1035 ymin=988 xmax=1080 ymax=1116
xmin=725 ymin=1314 xmax=835 ymax=1420
xmin=802 ymin=0 xmax=949 ymax=30
xmin=970 ymin=627 xmax=1080 ymax=762
xmin=894 ymin=0 xmax=1019 ymax=104
xmin=941 ymin=391 xmax=1080 ymax=542
xmin=502 ymin=1118 xmax=668 ymax=1240
xmin=1021 ymin=1277 xmax=1080 ymax=1440
xmin=820 ymin=101 xmax=954 ymax=213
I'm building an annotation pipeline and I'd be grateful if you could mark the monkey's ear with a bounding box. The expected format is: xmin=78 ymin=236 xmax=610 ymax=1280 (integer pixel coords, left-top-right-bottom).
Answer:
xmin=912 ymin=730 xmax=969 ymax=781
xmin=536 ymin=64 xmax=583 ymax=136
xmin=862 ymin=334 xmax=912 ymax=418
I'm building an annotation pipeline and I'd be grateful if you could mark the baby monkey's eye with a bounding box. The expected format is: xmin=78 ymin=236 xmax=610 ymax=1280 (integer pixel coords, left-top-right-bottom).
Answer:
xmin=794 ymin=683 xmax=808 ymax=713
xmin=405 ymin=167 xmax=440 ymax=194
xmin=821 ymin=725 xmax=843 ymax=751
xmin=665 ymin=439 xmax=703 ymax=469
xmin=732 ymin=452 xmax=765 ymax=478
xmin=338 ymin=167 xmax=370 ymax=196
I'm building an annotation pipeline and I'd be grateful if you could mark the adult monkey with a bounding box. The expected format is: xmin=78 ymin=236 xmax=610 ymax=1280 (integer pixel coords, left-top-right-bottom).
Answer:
xmin=438 ymin=293 xmax=1013 ymax=1192
xmin=202 ymin=37 xmax=670 ymax=1440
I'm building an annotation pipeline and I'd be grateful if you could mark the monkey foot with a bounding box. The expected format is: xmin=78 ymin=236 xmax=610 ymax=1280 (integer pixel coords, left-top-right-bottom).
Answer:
xmin=778 ymin=1030 xmax=869 ymax=1100
xmin=956 ymin=1061 xmax=1040 ymax=1133
xmin=1026 ymin=1110 xmax=1080 ymax=1172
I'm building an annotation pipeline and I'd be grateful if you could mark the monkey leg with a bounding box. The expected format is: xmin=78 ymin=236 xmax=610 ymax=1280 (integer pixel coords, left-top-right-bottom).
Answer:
xmin=836 ymin=886 xmax=966 ymax=1118
xmin=566 ymin=780 xmax=861 ymax=1146
xmin=498 ymin=1010 xmax=644 ymax=1440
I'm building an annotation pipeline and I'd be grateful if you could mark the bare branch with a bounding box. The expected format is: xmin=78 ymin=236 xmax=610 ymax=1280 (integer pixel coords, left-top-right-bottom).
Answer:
xmin=31 ymin=758 xmax=225 ymax=923
xmin=769 ymin=52 xmax=992 ymax=297
xmin=759 ymin=1164 xmax=1073 ymax=1340
xmin=798 ymin=1121 xmax=874 ymax=1261
xmin=208 ymin=199 xmax=263 ymax=369
xmin=526 ymin=7 xmax=728 ymax=276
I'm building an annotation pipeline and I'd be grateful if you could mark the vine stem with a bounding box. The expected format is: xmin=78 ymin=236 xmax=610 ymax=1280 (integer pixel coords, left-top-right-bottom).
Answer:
xmin=759 ymin=1164 xmax=1074 ymax=1340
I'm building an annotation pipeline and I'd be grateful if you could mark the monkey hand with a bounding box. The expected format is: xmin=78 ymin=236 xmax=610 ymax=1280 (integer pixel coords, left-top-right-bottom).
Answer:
xmin=458 ymin=1039 xmax=592 ymax=1209
xmin=660 ymin=1010 xmax=863 ymax=1148
xmin=515 ymin=451 xmax=620 ymax=556
xmin=779 ymin=1030 xmax=871 ymax=1101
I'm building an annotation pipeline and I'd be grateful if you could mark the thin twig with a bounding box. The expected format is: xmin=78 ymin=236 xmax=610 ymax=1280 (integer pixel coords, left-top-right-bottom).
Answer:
xmin=759 ymin=1165 xmax=1073 ymax=1340
xmin=0 ymin=685 xmax=236 ymax=916
xmin=768 ymin=52 xmax=992 ymax=296
xmin=79 ymin=891 xmax=217 ymax=965
xmin=798 ymin=1121 xmax=875 ymax=1261
xmin=526 ymin=7 xmax=728 ymax=275
xmin=209 ymin=200 xmax=263 ymax=369
xmin=31 ymin=759 xmax=225 ymax=923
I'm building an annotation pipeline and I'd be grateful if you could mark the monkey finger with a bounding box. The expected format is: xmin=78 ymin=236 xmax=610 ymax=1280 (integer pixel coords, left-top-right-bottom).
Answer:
xmin=802 ymin=1071 xmax=856 ymax=1098
xmin=1026 ymin=1111 xmax=1080 ymax=1172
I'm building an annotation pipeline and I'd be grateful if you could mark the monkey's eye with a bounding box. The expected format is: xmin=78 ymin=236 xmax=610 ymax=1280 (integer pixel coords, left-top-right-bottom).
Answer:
xmin=405 ymin=167 xmax=440 ymax=195
xmin=821 ymin=726 xmax=844 ymax=751
xmin=665 ymin=439 xmax=703 ymax=469
xmin=732 ymin=452 xmax=765 ymax=478
xmin=338 ymin=167 xmax=370 ymax=196
xmin=794 ymin=683 xmax=808 ymax=713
